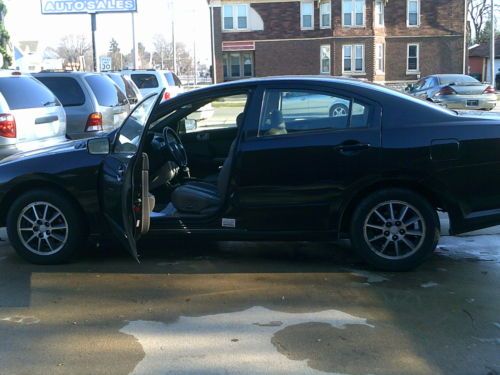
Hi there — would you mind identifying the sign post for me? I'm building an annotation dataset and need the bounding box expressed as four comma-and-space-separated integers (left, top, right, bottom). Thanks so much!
40, 0, 138, 71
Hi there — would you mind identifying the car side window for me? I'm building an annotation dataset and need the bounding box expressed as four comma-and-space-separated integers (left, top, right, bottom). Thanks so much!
178, 94, 248, 134
258, 89, 370, 137
114, 96, 157, 154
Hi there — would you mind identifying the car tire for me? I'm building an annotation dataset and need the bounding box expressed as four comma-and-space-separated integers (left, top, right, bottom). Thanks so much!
329, 103, 349, 118
350, 189, 439, 271
6, 189, 86, 265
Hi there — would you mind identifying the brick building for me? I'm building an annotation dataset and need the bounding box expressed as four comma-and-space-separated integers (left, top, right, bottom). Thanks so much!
208, 0, 467, 84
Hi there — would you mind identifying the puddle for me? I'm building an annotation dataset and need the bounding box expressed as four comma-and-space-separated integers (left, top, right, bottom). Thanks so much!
120, 306, 373, 375
437, 235, 500, 264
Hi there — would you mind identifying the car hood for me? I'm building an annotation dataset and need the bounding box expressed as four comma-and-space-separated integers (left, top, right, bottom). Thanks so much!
0, 139, 87, 165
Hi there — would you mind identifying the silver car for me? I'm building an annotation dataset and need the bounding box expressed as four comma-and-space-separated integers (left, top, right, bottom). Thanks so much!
406, 74, 497, 111
0, 72, 66, 159
122, 69, 184, 100
33, 72, 130, 139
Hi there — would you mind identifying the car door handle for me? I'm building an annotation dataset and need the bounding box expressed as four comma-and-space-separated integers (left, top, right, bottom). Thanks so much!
334, 143, 371, 154
35, 115, 58, 124
116, 166, 125, 181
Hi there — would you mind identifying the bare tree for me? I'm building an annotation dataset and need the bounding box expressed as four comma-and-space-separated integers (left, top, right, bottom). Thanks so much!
57, 34, 91, 71
467, 0, 499, 45
152, 34, 172, 70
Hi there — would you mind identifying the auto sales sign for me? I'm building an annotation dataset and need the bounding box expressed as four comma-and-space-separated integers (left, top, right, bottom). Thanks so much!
40, 0, 137, 14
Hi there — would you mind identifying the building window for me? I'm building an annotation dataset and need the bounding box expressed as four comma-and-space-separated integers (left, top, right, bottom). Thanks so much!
407, 44, 419, 73
376, 43, 385, 73
301, 1, 314, 30
223, 52, 254, 79
407, 0, 420, 27
343, 0, 365, 27
375, 0, 384, 27
343, 44, 364, 73
223, 4, 248, 31
320, 45, 331, 74
320, 2, 331, 28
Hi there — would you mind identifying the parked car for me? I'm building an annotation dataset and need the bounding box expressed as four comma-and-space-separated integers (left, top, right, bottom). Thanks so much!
33, 72, 130, 139
0, 71, 67, 159
106, 72, 142, 107
122, 69, 184, 100
2, 77, 500, 271
406, 74, 497, 111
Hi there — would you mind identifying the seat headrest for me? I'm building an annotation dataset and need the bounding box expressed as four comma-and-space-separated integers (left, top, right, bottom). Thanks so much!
270, 110, 284, 127
236, 113, 245, 128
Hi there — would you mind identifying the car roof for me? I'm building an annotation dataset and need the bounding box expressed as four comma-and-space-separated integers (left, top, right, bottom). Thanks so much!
32, 71, 100, 78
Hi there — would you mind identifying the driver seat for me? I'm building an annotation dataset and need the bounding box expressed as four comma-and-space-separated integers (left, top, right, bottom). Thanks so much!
170, 113, 244, 214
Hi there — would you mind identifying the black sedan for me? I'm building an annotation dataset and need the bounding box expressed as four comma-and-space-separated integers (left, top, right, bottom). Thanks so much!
1, 77, 499, 271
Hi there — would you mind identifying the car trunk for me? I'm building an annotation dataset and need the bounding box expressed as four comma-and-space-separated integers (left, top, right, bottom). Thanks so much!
449, 83, 488, 95
99, 104, 130, 132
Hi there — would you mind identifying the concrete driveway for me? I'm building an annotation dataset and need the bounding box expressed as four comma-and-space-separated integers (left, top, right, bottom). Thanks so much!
0, 225, 498, 375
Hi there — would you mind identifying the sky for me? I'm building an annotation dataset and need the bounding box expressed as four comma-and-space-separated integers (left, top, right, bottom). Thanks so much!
4, 0, 212, 65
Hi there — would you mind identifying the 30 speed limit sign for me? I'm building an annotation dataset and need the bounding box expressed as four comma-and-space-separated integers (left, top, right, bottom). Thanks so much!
99, 56, 112, 72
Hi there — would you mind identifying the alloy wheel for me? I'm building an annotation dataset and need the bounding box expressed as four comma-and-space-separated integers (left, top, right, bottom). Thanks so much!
17, 202, 69, 256
363, 200, 426, 260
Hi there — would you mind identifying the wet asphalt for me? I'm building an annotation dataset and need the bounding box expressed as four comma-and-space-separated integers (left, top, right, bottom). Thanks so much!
0, 226, 498, 375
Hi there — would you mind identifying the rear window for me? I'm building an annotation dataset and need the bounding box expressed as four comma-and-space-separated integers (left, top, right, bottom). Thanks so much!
35, 76, 85, 107
439, 75, 480, 85
85, 75, 128, 107
131, 74, 159, 89
0, 76, 61, 110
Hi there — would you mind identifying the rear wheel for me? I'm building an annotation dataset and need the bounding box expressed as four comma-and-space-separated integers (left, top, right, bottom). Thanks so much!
7, 189, 86, 264
350, 189, 439, 271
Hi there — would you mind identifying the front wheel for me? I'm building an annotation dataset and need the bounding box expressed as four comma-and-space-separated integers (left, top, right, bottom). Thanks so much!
350, 189, 439, 271
7, 189, 86, 265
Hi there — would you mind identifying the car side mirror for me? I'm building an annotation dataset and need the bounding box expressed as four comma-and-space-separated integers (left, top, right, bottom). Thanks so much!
88, 138, 110, 155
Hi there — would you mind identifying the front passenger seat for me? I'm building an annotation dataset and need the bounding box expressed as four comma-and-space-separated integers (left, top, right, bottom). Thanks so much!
170, 113, 244, 214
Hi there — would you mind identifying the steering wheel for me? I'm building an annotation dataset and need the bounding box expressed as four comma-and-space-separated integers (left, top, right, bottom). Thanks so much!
163, 127, 188, 168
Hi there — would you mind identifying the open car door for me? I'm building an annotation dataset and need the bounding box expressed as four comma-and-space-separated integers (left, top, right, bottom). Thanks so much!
100, 94, 161, 262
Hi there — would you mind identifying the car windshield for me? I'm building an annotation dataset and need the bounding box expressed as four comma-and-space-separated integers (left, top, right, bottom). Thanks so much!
439, 75, 480, 85
114, 95, 158, 154
0, 76, 61, 110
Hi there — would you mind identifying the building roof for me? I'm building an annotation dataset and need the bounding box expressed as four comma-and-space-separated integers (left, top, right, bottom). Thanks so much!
469, 37, 500, 58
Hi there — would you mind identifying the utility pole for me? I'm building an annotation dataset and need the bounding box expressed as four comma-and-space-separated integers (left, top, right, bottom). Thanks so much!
490, 0, 496, 86
193, 39, 197, 85
91, 13, 97, 72
170, 0, 177, 74
131, 12, 137, 69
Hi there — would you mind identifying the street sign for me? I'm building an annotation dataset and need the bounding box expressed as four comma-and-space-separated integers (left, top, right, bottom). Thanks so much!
99, 56, 112, 72
40, 0, 137, 15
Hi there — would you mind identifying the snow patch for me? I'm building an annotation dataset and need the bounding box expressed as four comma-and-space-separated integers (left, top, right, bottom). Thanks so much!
420, 282, 439, 288
350, 270, 388, 283
120, 306, 374, 375
437, 235, 500, 264
0, 316, 40, 325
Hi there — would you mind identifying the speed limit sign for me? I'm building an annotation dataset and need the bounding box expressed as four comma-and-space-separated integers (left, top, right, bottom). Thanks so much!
99, 56, 112, 72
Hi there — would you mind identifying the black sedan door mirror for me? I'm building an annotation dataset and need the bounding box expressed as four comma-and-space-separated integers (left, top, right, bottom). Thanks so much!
88, 138, 110, 155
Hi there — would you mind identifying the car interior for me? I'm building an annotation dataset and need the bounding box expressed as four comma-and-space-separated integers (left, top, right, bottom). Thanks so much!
140, 93, 248, 219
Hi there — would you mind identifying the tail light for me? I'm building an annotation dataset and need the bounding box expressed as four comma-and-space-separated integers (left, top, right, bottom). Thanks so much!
85, 112, 103, 132
435, 86, 457, 96
483, 86, 496, 94
0, 114, 16, 138
163, 91, 172, 101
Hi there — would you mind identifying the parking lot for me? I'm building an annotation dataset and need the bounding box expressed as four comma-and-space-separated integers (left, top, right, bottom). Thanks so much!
0, 219, 499, 375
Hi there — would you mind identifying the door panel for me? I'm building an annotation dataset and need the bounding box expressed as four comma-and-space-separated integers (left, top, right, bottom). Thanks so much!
233, 86, 381, 232
100, 94, 159, 261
